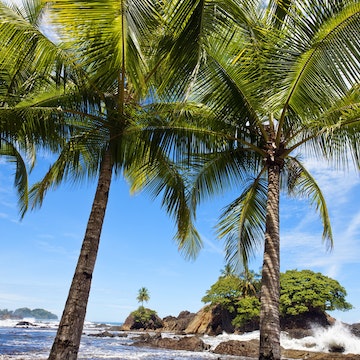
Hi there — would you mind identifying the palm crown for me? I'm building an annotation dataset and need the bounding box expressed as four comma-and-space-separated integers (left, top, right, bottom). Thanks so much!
162, 0, 360, 358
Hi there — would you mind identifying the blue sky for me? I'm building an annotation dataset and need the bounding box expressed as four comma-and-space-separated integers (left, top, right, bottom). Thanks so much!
1, 155, 360, 324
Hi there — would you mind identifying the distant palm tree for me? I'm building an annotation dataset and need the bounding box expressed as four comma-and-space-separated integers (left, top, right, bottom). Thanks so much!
239, 269, 260, 297
220, 264, 236, 278
137, 287, 150, 307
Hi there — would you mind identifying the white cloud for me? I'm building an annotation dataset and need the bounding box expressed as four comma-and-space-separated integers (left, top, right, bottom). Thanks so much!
304, 158, 360, 204
201, 234, 224, 255
281, 209, 360, 279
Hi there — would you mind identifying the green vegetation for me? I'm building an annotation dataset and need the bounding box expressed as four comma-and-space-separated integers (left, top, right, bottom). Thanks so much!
202, 269, 352, 329
131, 288, 161, 329
137, 287, 150, 307
0, 307, 58, 320
130, 307, 162, 329
280, 270, 353, 316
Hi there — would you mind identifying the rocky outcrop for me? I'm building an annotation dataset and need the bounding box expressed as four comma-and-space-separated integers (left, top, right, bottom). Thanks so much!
132, 332, 210, 352
213, 339, 259, 358
121, 306, 340, 336
89, 331, 116, 338
213, 339, 360, 359
132, 333, 360, 359
15, 321, 37, 328
281, 310, 336, 331
162, 311, 195, 333
121, 310, 163, 331
183, 306, 336, 336
184, 304, 234, 335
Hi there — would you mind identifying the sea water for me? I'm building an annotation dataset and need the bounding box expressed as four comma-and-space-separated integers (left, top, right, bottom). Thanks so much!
0, 319, 360, 359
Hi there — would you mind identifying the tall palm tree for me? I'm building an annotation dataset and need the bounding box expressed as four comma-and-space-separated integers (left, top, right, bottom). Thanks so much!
163, 0, 360, 359
0, 1, 202, 359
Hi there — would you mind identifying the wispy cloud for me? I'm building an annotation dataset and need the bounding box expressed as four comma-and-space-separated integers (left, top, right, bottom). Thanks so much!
304, 158, 360, 204
201, 233, 224, 255
281, 209, 360, 279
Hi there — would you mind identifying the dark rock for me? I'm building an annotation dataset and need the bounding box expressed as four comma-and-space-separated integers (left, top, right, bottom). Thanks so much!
15, 321, 36, 327
116, 332, 128, 337
133, 332, 152, 342
213, 339, 259, 357
281, 310, 335, 331
162, 311, 196, 332
329, 344, 346, 353
351, 323, 360, 338
89, 331, 115, 337
133, 334, 210, 352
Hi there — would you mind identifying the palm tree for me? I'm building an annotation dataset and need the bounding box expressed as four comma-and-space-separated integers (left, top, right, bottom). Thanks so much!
0, 0, 67, 215
137, 287, 150, 307
239, 269, 260, 298
0, 1, 202, 359
163, 1, 360, 359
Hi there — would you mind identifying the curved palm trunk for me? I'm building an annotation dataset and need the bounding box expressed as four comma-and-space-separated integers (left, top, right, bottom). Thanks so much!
48, 149, 113, 360
259, 164, 281, 360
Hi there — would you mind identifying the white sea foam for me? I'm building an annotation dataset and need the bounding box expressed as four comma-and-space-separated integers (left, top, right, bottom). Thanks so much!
202, 330, 260, 350
0, 318, 59, 329
281, 321, 360, 354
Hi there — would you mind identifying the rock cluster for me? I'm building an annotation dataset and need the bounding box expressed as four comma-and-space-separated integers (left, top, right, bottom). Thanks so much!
114, 306, 360, 359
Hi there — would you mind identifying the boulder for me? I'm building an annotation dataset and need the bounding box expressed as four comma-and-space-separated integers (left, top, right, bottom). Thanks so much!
121, 309, 163, 331
185, 304, 234, 335
214, 340, 360, 359
162, 311, 195, 332
89, 331, 115, 338
132, 334, 210, 352
213, 339, 259, 357
351, 323, 360, 338
15, 321, 36, 327
280, 310, 335, 331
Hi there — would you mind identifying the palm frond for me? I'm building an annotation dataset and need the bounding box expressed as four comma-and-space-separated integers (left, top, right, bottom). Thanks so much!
273, 1, 360, 127
285, 156, 333, 248
46, 0, 163, 97
158, 0, 254, 98
216, 174, 267, 271
287, 85, 360, 170
124, 147, 202, 260
191, 147, 263, 211
0, 140, 32, 217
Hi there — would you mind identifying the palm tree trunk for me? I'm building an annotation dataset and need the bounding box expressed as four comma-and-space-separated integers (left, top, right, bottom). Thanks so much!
259, 163, 281, 360
48, 149, 113, 360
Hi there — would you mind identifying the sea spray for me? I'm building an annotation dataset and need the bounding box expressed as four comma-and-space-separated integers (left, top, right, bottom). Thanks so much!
281, 321, 360, 354
312, 321, 360, 354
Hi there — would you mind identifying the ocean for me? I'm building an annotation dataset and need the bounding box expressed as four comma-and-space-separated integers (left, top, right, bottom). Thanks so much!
0, 319, 360, 359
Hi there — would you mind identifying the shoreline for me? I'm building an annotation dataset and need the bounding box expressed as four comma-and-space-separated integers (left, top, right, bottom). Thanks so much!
1, 319, 360, 359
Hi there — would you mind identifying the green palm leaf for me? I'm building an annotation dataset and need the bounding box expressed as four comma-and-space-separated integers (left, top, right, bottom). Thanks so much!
285, 156, 333, 247
217, 174, 267, 270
